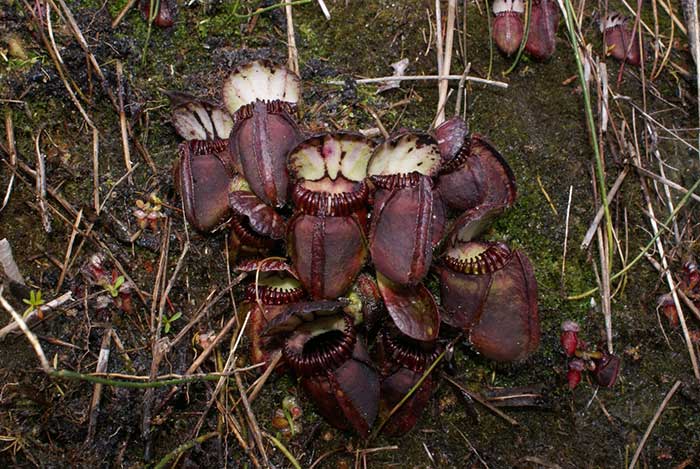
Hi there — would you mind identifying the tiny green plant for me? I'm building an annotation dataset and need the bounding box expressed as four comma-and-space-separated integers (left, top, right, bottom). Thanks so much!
22, 290, 45, 317
162, 312, 182, 334
102, 276, 125, 298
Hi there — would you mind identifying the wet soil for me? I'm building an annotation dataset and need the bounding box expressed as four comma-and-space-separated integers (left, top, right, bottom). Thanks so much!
1, 0, 700, 468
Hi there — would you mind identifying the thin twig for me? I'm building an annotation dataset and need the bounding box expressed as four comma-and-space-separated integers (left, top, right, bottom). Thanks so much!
436, 0, 457, 126
327, 74, 508, 88
55, 209, 83, 294
235, 371, 270, 466
628, 380, 682, 469
561, 186, 573, 286
111, 0, 138, 28
371, 350, 446, 438
99, 163, 140, 213
92, 128, 100, 213
33, 129, 51, 232
285, 1, 300, 75
316, 0, 330, 19
581, 168, 629, 249
248, 350, 283, 402
116, 61, 133, 184
435, 0, 444, 117
1, 112, 17, 212
442, 373, 519, 426
86, 327, 112, 442
633, 164, 700, 203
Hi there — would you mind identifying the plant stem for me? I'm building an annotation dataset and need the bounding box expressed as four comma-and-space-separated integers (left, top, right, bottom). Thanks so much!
153, 432, 219, 469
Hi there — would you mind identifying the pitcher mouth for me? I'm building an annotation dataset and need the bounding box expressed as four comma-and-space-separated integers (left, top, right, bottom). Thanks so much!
381, 332, 439, 373
283, 314, 356, 376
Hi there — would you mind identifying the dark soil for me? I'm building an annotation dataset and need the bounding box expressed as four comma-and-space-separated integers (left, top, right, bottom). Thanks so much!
1, 0, 699, 468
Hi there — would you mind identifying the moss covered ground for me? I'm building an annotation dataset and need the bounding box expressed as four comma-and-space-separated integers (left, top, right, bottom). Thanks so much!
1, 0, 699, 467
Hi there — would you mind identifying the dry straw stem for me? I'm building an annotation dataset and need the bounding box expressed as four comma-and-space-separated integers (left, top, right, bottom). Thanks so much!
581, 168, 629, 250
286, 1, 300, 75
435, 0, 444, 105
234, 370, 270, 467
316, 0, 330, 19
631, 114, 700, 380
328, 74, 508, 89
111, 0, 138, 28
436, 0, 457, 126
628, 380, 682, 469
116, 61, 133, 184
442, 373, 519, 426
33, 130, 51, 233
0, 291, 73, 340
55, 209, 83, 294
561, 186, 573, 287
86, 328, 112, 442
595, 225, 614, 354
1, 112, 17, 212
680, 0, 700, 155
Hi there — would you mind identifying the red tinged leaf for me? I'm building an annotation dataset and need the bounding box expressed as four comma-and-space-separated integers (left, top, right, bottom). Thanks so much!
593, 351, 621, 387
440, 242, 539, 362
376, 332, 439, 435
433, 116, 469, 163
370, 176, 434, 285
228, 188, 286, 241
601, 13, 642, 66
560, 320, 580, 357
437, 134, 516, 212
288, 213, 367, 300
469, 251, 539, 362
282, 315, 379, 435
567, 359, 584, 389
446, 203, 507, 246
246, 302, 288, 369
229, 101, 301, 208
492, 0, 525, 56
525, 0, 560, 60
376, 273, 439, 341
176, 141, 234, 233
431, 189, 447, 248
